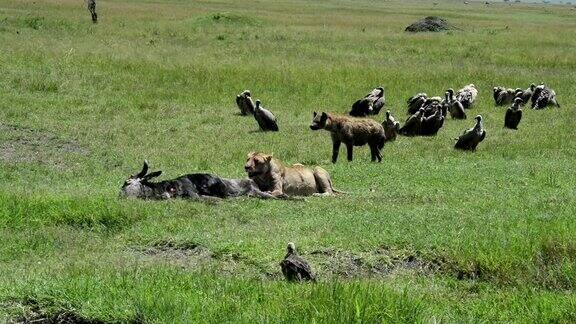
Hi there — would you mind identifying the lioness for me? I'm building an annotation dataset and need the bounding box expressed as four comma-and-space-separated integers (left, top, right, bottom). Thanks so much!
244, 152, 342, 197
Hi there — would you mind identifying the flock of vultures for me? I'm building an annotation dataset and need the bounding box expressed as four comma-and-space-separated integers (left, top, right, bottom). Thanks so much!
120, 83, 560, 281
79, 1, 562, 282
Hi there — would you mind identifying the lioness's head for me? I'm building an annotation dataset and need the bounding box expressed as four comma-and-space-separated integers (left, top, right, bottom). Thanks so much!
245, 152, 273, 177
310, 112, 328, 130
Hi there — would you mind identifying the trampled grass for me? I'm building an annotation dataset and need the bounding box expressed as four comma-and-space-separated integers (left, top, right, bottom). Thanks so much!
0, 0, 575, 322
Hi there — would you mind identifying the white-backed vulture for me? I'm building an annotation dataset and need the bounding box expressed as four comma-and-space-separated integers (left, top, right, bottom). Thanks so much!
454, 115, 486, 151
280, 242, 316, 282
456, 84, 478, 109
254, 100, 279, 131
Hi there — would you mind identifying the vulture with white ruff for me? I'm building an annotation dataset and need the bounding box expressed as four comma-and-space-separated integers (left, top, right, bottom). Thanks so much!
454, 115, 486, 151
280, 242, 316, 282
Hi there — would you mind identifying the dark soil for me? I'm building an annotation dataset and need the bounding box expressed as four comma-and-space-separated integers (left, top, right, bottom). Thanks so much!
405, 16, 459, 32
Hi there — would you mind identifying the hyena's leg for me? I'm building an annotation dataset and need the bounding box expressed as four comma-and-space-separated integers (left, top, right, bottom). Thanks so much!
332, 140, 341, 164
345, 142, 353, 161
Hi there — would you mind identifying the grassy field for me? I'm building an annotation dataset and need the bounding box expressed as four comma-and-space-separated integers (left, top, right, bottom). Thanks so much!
1, 0, 576, 322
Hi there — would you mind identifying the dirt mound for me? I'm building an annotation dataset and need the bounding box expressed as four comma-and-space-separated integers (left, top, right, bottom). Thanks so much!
308, 247, 445, 279
405, 16, 459, 32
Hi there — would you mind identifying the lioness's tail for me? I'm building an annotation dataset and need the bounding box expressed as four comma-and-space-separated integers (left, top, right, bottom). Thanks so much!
332, 187, 347, 195
328, 177, 347, 195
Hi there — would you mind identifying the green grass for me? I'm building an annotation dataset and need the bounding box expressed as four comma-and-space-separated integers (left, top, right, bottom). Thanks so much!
1, 0, 576, 322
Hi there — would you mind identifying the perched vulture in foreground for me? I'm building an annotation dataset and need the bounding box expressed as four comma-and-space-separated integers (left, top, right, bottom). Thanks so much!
504, 98, 523, 130
407, 92, 428, 115
399, 107, 424, 136
280, 242, 316, 282
455, 115, 486, 151
236, 90, 255, 115
254, 100, 279, 131
382, 110, 400, 142
456, 84, 478, 109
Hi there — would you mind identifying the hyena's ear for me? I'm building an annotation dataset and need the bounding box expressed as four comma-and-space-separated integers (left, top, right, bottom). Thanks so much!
247, 151, 255, 158
321, 112, 328, 121
313, 111, 317, 117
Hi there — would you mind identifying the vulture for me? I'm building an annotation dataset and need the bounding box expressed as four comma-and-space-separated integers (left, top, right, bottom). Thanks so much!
420, 104, 444, 136
399, 107, 424, 136
493, 87, 516, 106
445, 90, 466, 119
514, 83, 535, 104
532, 84, 560, 109
350, 98, 373, 117
236, 90, 255, 115
350, 87, 385, 117
366, 87, 385, 115
407, 93, 428, 115
254, 100, 279, 131
454, 115, 486, 151
280, 242, 316, 282
504, 98, 523, 130
422, 96, 442, 117
456, 84, 478, 109
382, 110, 400, 142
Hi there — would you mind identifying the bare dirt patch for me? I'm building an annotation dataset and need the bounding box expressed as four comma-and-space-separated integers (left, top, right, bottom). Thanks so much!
0, 123, 88, 167
132, 241, 485, 281
306, 246, 446, 279
132, 240, 277, 279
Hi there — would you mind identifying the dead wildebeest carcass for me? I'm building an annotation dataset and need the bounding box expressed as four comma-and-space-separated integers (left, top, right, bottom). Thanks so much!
119, 160, 284, 200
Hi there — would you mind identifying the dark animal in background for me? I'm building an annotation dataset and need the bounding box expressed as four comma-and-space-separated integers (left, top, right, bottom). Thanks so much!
456, 84, 478, 109
493, 86, 516, 106
86, 0, 97, 23
505, 98, 523, 130
236, 90, 255, 115
254, 100, 279, 131
531, 84, 560, 109
514, 83, 535, 104
382, 110, 400, 142
407, 93, 428, 115
420, 105, 445, 136
119, 161, 280, 200
444, 89, 466, 119
350, 87, 385, 117
310, 112, 386, 163
454, 115, 486, 151
280, 242, 315, 282
399, 107, 424, 136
